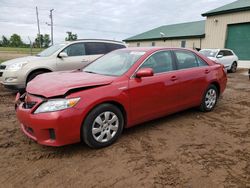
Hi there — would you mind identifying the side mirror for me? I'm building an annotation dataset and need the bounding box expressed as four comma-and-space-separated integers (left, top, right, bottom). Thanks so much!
58, 52, 68, 58
217, 54, 223, 58
136, 68, 154, 78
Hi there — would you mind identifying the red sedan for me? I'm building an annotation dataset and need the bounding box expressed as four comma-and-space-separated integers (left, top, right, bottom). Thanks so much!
16, 47, 227, 148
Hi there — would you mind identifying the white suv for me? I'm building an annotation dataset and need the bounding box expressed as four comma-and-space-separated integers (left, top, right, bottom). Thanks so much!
200, 49, 238, 73
0, 39, 126, 90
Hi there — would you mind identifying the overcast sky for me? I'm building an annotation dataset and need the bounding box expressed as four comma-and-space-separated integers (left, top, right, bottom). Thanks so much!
0, 0, 235, 43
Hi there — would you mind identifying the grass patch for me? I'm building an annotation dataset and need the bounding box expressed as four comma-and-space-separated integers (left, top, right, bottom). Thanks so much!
0, 47, 43, 54
0, 58, 10, 63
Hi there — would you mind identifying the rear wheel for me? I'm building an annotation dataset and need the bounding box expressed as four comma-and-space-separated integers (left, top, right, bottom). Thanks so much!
200, 85, 218, 112
82, 103, 124, 148
230, 62, 237, 73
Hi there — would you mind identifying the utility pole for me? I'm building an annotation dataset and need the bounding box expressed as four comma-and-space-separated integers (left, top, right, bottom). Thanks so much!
28, 37, 33, 55
36, 6, 42, 48
49, 9, 54, 45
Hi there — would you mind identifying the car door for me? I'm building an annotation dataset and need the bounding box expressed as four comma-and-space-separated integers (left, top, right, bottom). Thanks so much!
217, 50, 230, 68
225, 50, 235, 67
173, 50, 210, 108
128, 50, 180, 125
56, 42, 89, 71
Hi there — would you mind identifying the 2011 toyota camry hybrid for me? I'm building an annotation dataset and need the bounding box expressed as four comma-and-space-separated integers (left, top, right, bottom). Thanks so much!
15, 47, 227, 148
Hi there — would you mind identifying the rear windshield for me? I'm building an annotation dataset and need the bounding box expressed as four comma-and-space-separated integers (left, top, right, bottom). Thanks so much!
200, 50, 218, 57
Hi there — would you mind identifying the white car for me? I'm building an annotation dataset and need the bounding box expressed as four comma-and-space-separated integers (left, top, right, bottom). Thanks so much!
199, 49, 238, 73
0, 39, 126, 90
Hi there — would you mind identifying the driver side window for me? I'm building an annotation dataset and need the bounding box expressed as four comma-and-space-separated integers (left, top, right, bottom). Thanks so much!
140, 51, 174, 74
62, 43, 86, 57
218, 51, 224, 56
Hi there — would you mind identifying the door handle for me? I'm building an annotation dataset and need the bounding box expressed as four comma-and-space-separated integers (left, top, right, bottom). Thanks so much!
205, 69, 210, 74
170, 76, 178, 81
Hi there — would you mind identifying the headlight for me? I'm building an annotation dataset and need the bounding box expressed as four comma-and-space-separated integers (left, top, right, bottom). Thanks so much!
6, 62, 28, 71
34, 97, 80, 114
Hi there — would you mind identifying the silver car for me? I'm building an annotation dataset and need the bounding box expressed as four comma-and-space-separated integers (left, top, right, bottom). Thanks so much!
199, 49, 238, 73
0, 39, 126, 90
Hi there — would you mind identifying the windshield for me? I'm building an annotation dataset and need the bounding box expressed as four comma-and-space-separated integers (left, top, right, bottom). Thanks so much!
200, 50, 218, 57
84, 50, 146, 76
37, 43, 66, 57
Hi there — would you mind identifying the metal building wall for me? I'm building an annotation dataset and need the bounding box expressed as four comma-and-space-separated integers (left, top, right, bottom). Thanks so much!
127, 38, 204, 49
203, 11, 250, 49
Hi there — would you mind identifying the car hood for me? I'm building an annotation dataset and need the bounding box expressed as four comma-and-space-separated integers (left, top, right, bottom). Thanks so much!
1, 56, 47, 66
207, 57, 219, 63
26, 71, 116, 98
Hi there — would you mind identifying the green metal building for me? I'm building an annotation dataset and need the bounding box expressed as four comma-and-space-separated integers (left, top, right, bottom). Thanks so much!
124, 0, 250, 60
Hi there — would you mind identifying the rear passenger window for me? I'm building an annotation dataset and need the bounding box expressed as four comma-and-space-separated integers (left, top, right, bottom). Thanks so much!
85, 42, 107, 55
225, 50, 233, 56
197, 57, 208, 67
175, 51, 199, 69
140, 51, 174, 73
62, 43, 86, 56
106, 43, 125, 53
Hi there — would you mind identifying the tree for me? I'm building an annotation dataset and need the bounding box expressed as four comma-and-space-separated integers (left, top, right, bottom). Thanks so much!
34, 34, 44, 48
1, 35, 10, 47
9, 34, 23, 47
65, 31, 77, 41
43, 34, 51, 47
34, 34, 51, 48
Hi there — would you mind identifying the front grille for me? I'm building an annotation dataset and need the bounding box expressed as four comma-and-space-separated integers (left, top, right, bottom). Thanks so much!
0, 65, 6, 70
23, 102, 37, 109
0, 72, 2, 77
49, 129, 56, 140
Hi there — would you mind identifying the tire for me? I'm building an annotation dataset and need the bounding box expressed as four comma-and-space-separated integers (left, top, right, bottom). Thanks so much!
27, 71, 46, 84
82, 103, 124, 148
230, 62, 237, 73
199, 85, 218, 112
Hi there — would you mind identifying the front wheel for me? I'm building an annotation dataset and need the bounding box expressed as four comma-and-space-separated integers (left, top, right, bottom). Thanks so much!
27, 71, 47, 84
200, 85, 218, 112
230, 62, 237, 73
82, 103, 124, 148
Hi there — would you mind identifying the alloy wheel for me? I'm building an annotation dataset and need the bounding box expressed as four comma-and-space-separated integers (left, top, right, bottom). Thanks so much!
92, 111, 119, 143
205, 89, 217, 109
231, 62, 237, 73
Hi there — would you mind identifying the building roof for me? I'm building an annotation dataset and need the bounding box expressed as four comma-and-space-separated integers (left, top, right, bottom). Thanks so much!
123, 20, 205, 42
202, 0, 250, 17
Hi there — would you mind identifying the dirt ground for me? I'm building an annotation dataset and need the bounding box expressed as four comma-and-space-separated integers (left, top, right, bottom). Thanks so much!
0, 69, 249, 188
0, 52, 29, 62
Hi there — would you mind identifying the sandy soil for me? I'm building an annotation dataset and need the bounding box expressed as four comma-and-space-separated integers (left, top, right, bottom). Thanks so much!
0, 70, 249, 187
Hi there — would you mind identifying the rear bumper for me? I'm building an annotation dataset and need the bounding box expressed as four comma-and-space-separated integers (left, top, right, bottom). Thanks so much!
16, 102, 84, 146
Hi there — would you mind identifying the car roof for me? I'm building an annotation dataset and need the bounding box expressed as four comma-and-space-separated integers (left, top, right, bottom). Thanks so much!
201, 48, 233, 51
65, 39, 125, 45
119, 47, 197, 53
